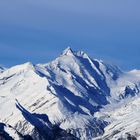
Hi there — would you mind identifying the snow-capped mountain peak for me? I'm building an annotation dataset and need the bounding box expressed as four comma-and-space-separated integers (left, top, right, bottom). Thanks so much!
61, 46, 74, 56
0, 48, 140, 140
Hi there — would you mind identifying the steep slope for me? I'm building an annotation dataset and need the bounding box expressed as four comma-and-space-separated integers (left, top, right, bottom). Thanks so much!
0, 48, 140, 140
0, 62, 79, 140
0, 122, 33, 140
95, 70, 140, 140
95, 96, 140, 140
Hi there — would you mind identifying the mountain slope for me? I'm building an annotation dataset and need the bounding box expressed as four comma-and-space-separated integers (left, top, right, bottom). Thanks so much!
0, 48, 140, 140
95, 96, 140, 140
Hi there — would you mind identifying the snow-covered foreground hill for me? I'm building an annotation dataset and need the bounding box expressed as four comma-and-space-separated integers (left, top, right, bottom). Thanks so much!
0, 47, 140, 140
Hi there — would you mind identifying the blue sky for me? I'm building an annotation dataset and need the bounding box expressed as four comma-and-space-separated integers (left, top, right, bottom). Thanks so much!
0, 0, 140, 70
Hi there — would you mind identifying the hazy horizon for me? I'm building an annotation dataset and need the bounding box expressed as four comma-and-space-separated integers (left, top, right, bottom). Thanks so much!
0, 0, 140, 70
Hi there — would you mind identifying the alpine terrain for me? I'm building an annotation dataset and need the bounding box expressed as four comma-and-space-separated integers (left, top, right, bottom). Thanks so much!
0, 47, 140, 140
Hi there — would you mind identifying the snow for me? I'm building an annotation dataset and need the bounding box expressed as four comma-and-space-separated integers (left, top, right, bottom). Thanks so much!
95, 96, 140, 139
0, 48, 140, 140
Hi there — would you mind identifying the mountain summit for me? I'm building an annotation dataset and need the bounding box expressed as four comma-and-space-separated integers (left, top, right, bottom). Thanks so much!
0, 48, 140, 140
62, 47, 74, 56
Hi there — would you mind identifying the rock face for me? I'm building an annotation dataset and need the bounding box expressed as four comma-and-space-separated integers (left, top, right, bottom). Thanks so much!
0, 48, 140, 140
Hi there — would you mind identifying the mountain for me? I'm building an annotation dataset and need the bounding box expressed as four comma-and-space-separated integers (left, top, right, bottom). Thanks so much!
0, 47, 140, 140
